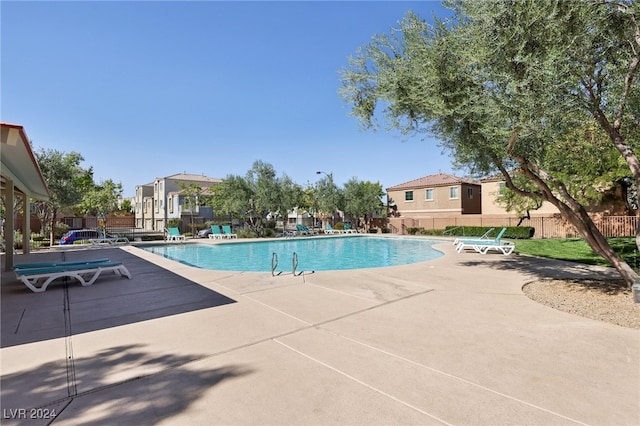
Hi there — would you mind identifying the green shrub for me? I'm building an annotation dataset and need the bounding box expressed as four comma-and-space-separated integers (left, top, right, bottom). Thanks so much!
369, 228, 378, 233
419, 228, 446, 236
381, 227, 391, 233
237, 229, 258, 238
54, 222, 69, 239
334, 222, 345, 230
406, 227, 423, 235
263, 228, 276, 238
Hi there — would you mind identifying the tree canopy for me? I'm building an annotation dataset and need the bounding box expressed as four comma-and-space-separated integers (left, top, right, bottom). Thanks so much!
33, 149, 92, 244
343, 178, 385, 230
212, 161, 304, 236
340, 0, 640, 285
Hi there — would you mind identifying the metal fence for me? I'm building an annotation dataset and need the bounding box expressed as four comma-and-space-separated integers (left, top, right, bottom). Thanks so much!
389, 215, 639, 239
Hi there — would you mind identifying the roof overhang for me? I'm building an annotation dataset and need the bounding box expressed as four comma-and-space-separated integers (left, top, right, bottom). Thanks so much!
1, 123, 50, 201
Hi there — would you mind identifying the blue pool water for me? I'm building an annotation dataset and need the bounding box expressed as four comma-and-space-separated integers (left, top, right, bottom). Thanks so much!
139, 236, 443, 272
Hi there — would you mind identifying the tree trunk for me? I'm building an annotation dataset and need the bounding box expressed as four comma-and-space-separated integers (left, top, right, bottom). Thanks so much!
509, 163, 639, 288
49, 209, 57, 246
551, 191, 638, 288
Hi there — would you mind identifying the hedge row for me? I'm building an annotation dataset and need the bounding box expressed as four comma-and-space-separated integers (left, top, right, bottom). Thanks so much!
443, 225, 534, 239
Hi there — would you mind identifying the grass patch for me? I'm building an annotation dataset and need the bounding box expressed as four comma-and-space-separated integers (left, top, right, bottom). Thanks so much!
515, 237, 640, 268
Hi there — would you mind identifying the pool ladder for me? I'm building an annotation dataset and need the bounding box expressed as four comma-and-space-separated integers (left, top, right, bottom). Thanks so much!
271, 252, 314, 277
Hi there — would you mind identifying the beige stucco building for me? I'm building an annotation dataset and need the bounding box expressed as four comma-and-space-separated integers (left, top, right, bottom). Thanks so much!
387, 173, 482, 219
134, 173, 222, 231
480, 176, 560, 217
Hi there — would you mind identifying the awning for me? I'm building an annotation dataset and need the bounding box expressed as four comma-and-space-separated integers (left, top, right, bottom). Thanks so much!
1, 122, 50, 270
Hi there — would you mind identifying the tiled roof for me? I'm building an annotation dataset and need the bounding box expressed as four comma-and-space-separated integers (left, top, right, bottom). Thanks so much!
387, 173, 480, 191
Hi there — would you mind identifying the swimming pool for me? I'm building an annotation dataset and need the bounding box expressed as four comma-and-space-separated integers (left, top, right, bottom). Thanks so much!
139, 236, 443, 272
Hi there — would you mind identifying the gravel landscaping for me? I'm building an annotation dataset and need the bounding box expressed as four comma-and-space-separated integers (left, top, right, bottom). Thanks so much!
523, 279, 640, 329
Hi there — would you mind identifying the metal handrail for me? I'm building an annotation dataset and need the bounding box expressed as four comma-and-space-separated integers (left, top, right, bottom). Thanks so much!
292, 252, 298, 276
271, 252, 280, 276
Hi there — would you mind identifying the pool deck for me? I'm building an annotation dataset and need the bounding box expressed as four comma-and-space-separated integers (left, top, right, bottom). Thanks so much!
1, 237, 638, 425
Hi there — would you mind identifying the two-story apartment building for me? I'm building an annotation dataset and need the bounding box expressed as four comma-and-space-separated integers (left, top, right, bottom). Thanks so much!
134, 173, 222, 231
387, 173, 482, 219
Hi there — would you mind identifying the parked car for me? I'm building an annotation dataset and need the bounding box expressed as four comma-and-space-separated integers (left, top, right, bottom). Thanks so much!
60, 229, 101, 245
197, 228, 212, 238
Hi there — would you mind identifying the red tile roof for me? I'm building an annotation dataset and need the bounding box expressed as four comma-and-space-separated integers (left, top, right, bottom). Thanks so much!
387, 173, 480, 191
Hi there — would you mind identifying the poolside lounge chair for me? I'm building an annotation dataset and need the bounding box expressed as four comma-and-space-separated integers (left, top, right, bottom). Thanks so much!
208, 225, 224, 239
325, 224, 344, 234
222, 225, 237, 239
13, 258, 111, 270
296, 224, 318, 236
303, 225, 318, 235
165, 227, 186, 241
456, 228, 513, 255
296, 224, 307, 235
473, 240, 515, 255
343, 223, 358, 234
90, 232, 130, 246
452, 228, 494, 246
14, 260, 132, 293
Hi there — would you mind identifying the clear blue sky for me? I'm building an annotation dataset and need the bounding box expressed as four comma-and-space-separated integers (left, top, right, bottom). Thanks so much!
2, 1, 457, 198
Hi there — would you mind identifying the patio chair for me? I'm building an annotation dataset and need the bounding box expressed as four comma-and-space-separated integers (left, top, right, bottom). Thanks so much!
165, 227, 186, 241
222, 225, 237, 239
325, 224, 344, 234
343, 223, 358, 234
14, 260, 132, 293
13, 258, 111, 270
456, 227, 511, 254
90, 233, 130, 246
453, 228, 495, 246
302, 225, 318, 235
208, 225, 225, 239
296, 224, 308, 235
472, 240, 515, 255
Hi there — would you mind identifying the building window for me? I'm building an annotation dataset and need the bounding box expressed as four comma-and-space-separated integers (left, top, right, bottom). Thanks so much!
449, 186, 459, 199
425, 189, 434, 201
168, 196, 173, 213
467, 188, 473, 199
405, 191, 414, 201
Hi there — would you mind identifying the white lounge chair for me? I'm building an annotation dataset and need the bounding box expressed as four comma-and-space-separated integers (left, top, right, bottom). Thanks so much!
14, 260, 132, 293
343, 224, 358, 234
456, 228, 510, 254
472, 241, 515, 255
90, 234, 130, 246
165, 227, 186, 241
452, 228, 494, 246
13, 258, 111, 270
222, 225, 237, 239
208, 225, 225, 239
325, 224, 345, 234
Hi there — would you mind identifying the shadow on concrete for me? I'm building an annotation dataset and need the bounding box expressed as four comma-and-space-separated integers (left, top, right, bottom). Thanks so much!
0, 343, 252, 425
457, 252, 620, 282
1, 249, 236, 348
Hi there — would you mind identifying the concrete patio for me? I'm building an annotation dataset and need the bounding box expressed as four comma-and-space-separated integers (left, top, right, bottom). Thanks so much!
1, 239, 638, 425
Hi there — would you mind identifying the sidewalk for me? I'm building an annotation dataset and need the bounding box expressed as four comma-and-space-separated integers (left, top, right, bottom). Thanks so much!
1, 241, 638, 425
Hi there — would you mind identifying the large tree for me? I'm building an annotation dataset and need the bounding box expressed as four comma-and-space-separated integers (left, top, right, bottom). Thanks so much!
315, 173, 344, 225
74, 179, 123, 217
343, 178, 385, 231
340, 0, 640, 286
33, 149, 92, 245
212, 161, 304, 236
